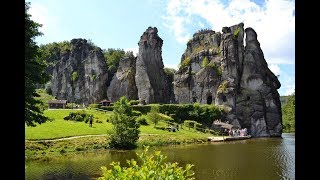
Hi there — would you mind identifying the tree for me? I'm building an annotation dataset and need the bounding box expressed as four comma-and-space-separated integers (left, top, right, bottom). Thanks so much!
109, 96, 140, 149
147, 105, 161, 127
98, 146, 195, 180
282, 91, 295, 133
25, 2, 50, 126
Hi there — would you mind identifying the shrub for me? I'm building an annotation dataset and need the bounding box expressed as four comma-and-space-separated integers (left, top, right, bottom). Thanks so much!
97, 146, 195, 179
71, 71, 78, 81
132, 105, 152, 114
75, 114, 83, 121
201, 57, 209, 68
96, 119, 103, 123
109, 96, 140, 149
132, 110, 142, 116
136, 116, 148, 125
147, 105, 161, 127
129, 100, 139, 105
99, 106, 114, 111
180, 56, 191, 69
233, 27, 241, 38
88, 104, 100, 109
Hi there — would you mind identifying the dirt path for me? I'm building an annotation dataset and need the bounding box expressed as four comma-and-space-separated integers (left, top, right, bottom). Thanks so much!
25, 133, 158, 142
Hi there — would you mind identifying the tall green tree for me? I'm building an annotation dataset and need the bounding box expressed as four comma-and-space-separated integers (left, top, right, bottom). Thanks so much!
109, 96, 140, 149
282, 91, 295, 133
25, 2, 50, 126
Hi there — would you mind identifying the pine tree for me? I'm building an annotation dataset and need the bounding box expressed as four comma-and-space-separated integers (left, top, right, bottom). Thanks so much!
25, 2, 50, 126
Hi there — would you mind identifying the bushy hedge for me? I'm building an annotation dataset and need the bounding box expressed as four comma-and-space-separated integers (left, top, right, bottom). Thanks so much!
136, 115, 148, 125
99, 106, 114, 111
88, 104, 101, 109
67, 111, 93, 122
132, 110, 142, 116
129, 100, 140, 105
132, 103, 222, 126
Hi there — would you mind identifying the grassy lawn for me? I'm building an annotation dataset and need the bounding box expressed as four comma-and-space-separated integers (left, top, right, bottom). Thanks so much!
25, 109, 217, 160
26, 109, 213, 140
25, 109, 113, 140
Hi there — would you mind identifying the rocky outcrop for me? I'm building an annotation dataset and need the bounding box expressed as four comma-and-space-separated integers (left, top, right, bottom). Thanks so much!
135, 27, 170, 104
173, 23, 282, 137
50, 38, 108, 105
107, 55, 138, 101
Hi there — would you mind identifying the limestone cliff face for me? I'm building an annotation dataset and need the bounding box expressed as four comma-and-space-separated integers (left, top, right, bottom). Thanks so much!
135, 27, 170, 104
173, 23, 282, 137
50, 38, 108, 105
107, 56, 138, 102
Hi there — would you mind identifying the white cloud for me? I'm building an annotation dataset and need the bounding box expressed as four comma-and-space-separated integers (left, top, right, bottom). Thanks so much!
29, 2, 57, 35
268, 64, 280, 76
163, 0, 295, 65
124, 47, 139, 56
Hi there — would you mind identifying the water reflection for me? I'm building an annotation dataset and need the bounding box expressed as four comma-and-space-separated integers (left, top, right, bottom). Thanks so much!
26, 133, 295, 180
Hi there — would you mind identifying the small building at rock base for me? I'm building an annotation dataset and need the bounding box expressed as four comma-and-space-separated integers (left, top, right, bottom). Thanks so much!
48, 100, 68, 109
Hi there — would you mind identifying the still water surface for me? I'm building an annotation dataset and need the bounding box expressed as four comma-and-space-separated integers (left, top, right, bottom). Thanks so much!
26, 133, 295, 180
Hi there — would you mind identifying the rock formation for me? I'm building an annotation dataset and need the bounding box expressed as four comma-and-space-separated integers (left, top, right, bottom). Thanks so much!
49, 38, 108, 105
107, 55, 138, 102
135, 27, 170, 104
173, 23, 282, 137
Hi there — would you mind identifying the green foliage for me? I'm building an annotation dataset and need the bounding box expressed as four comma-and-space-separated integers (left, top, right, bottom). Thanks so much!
180, 57, 191, 69
25, 2, 51, 127
129, 100, 140, 105
164, 67, 177, 83
207, 61, 215, 68
132, 104, 222, 125
92, 74, 96, 81
34, 89, 56, 110
39, 40, 71, 62
71, 71, 78, 81
68, 111, 92, 122
109, 96, 140, 149
217, 66, 222, 77
233, 27, 241, 38
218, 80, 228, 93
99, 106, 114, 111
88, 104, 101, 109
98, 146, 195, 180
147, 105, 161, 127
132, 110, 142, 117
201, 57, 209, 68
282, 92, 295, 133
136, 115, 149, 125
103, 48, 126, 76
132, 105, 152, 114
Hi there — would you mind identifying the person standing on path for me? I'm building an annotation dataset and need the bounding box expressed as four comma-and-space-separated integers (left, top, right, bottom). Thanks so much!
89, 115, 93, 127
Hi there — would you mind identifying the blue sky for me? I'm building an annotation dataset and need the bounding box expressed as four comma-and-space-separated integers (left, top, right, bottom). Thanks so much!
28, 0, 295, 96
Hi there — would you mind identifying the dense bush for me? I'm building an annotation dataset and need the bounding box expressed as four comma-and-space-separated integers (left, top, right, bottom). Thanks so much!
132, 110, 142, 116
98, 146, 195, 179
132, 105, 152, 114
282, 92, 295, 133
67, 111, 92, 122
132, 103, 222, 126
129, 100, 139, 105
99, 106, 114, 111
136, 116, 148, 125
109, 96, 140, 149
147, 105, 161, 127
88, 104, 101, 109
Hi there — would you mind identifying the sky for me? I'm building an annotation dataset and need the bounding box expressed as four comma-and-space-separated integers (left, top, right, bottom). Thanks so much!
28, 0, 295, 96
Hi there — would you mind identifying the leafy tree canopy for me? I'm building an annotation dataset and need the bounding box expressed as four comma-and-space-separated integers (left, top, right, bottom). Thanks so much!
25, 2, 50, 126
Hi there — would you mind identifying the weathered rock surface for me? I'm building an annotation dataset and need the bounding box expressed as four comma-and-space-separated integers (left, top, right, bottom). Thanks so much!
135, 27, 170, 104
107, 55, 138, 102
173, 23, 282, 137
50, 38, 108, 105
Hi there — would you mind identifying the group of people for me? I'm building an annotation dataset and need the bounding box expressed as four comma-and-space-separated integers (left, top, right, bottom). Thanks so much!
228, 128, 248, 137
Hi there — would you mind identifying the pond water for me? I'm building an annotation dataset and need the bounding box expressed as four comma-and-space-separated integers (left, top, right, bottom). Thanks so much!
26, 133, 295, 180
